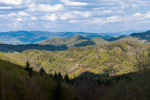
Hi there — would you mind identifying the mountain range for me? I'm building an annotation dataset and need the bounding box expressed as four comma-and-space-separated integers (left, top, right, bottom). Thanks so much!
0, 30, 150, 53
0, 29, 146, 44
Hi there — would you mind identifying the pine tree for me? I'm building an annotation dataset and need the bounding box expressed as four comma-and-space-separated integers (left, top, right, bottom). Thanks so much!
24, 60, 30, 71
54, 72, 58, 80
39, 67, 46, 75
58, 72, 63, 81
24, 60, 33, 78
53, 80, 63, 100
64, 73, 70, 83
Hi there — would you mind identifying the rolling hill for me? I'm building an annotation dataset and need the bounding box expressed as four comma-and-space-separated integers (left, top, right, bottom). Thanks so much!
38, 35, 96, 47
0, 31, 116, 44
0, 40, 147, 78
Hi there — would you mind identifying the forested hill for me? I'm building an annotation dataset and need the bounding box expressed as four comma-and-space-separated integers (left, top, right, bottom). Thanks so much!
38, 35, 109, 47
38, 35, 96, 47
0, 35, 108, 52
1, 40, 150, 100
130, 30, 150, 39
0, 40, 147, 77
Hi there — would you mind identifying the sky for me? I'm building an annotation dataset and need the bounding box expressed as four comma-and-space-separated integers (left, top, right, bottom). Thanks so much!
0, 0, 150, 33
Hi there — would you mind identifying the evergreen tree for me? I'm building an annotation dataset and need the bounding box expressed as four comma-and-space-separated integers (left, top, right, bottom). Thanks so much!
64, 73, 70, 83
54, 72, 58, 80
58, 72, 63, 81
24, 60, 33, 78
53, 80, 63, 100
98, 78, 102, 85
39, 67, 46, 75
28, 67, 33, 78
24, 60, 30, 71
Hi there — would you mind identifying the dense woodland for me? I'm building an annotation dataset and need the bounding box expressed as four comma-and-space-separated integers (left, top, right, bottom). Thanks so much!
0, 36, 150, 99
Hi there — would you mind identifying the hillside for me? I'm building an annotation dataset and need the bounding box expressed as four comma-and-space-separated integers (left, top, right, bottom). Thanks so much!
38, 35, 111, 47
38, 35, 96, 47
0, 40, 150, 100
106, 36, 144, 43
0, 59, 76, 100
0, 44, 68, 52
0, 31, 118, 44
0, 31, 48, 44
92, 37, 109, 44
0, 40, 147, 78
130, 30, 150, 42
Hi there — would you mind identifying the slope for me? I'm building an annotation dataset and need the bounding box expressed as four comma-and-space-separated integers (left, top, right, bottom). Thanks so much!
0, 40, 147, 78
38, 35, 96, 47
0, 59, 76, 100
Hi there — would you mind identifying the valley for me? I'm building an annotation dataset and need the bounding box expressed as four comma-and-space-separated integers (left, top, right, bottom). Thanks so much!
0, 30, 150, 100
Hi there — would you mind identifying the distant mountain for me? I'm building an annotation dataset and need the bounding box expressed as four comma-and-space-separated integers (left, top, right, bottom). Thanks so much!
0, 30, 148, 44
38, 35, 96, 47
114, 29, 147, 35
0, 35, 110, 52
92, 37, 109, 44
0, 44, 68, 53
0, 31, 117, 44
0, 31, 48, 44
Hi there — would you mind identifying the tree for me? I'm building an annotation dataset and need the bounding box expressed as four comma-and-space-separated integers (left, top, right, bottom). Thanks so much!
54, 72, 58, 80
39, 67, 46, 75
64, 73, 70, 83
52, 80, 63, 100
24, 60, 30, 71
58, 72, 63, 81
24, 60, 33, 78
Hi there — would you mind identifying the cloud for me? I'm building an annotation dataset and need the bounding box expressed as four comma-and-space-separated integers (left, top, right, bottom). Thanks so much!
41, 14, 58, 20
59, 12, 77, 20
18, 11, 29, 16
60, 0, 88, 6
38, 4, 63, 12
145, 12, 150, 18
103, 10, 112, 13
31, 17, 37, 20
0, 7, 12, 9
0, 0, 22, 5
0, 15, 6, 17
8, 13, 16, 17
59, 11, 92, 20
133, 12, 142, 17
17, 18, 22, 21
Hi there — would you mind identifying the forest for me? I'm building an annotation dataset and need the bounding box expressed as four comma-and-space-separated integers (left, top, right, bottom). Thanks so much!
0, 39, 150, 100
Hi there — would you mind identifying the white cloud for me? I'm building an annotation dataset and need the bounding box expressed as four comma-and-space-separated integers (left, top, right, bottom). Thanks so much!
18, 11, 29, 16
133, 12, 142, 17
8, 13, 16, 17
59, 12, 76, 20
59, 11, 92, 20
0, 7, 12, 9
107, 16, 121, 22
145, 12, 150, 18
103, 10, 112, 13
0, 15, 6, 17
31, 17, 37, 20
69, 20, 85, 23
60, 0, 88, 6
74, 11, 92, 17
17, 18, 22, 21
0, 0, 22, 5
41, 14, 58, 20
38, 4, 63, 12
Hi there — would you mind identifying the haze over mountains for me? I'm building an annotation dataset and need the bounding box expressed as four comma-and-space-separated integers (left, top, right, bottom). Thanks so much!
0, 29, 146, 44
0, 30, 150, 53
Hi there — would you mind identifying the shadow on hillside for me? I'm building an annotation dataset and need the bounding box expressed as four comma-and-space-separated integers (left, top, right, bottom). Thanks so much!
74, 41, 96, 47
0, 44, 68, 53
74, 71, 136, 82
105, 36, 126, 42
